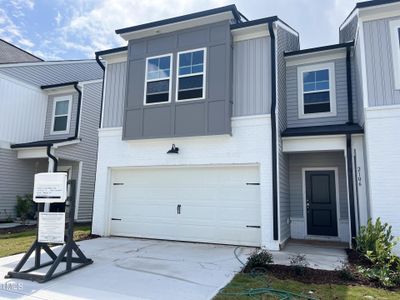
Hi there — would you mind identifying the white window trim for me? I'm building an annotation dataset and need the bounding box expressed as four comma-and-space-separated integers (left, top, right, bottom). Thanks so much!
176, 47, 207, 102
389, 19, 400, 90
143, 53, 173, 106
50, 95, 72, 135
297, 62, 337, 119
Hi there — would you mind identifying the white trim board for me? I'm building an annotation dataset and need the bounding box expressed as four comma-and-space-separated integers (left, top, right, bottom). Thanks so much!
50, 95, 73, 135
389, 19, 400, 90
297, 62, 337, 119
282, 135, 347, 153
286, 49, 346, 67
232, 24, 269, 42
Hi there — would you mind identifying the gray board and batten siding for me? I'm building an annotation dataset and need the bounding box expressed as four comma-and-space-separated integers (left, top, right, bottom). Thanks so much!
363, 17, 400, 106
286, 57, 358, 128
123, 21, 232, 139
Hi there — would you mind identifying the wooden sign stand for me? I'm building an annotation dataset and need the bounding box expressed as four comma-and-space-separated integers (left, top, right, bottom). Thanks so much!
5, 180, 93, 283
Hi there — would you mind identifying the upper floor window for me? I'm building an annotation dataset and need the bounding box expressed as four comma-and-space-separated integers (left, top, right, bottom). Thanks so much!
298, 62, 336, 119
389, 20, 400, 90
144, 54, 172, 105
177, 48, 206, 101
51, 95, 72, 135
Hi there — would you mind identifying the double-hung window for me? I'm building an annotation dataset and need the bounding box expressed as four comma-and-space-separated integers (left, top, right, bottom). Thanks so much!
298, 63, 336, 118
51, 95, 72, 134
389, 20, 400, 89
145, 54, 172, 104
177, 48, 206, 101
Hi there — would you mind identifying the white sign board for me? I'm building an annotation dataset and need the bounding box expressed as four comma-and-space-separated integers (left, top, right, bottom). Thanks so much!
38, 212, 65, 244
33, 173, 67, 203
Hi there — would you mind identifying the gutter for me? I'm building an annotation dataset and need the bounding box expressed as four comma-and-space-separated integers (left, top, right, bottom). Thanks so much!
95, 52, 106, 128
46, 145, 58, 172
268, 21, 279, 241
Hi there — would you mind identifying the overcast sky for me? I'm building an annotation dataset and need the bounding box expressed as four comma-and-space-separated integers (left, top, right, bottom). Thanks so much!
0, 0, 362, 60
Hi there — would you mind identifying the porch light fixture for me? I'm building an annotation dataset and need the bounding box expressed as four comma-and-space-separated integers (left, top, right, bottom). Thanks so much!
167, 144, 179, 154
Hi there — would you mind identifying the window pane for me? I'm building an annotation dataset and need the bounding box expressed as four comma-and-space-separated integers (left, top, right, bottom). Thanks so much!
147, 80, 169, 94
178, 89, 203, 100
148, 58, 159, 72
179, 75, 203, 90
179, 66, 191, 75
315, 81, 329, 90
55, 100, 69, 115
147, 56, 170, 80
303, 82, 315, 92
304, 91, 330, 104
303, 71, 315, 83
146, 93, 169, 103
192, 64, 203, 73
316, 69, 329, 81
304, 103, 331, 114
159, 57, 170, 70
179, 53, 191, 67
53, 116, 67, 131
192, 50, 204, 65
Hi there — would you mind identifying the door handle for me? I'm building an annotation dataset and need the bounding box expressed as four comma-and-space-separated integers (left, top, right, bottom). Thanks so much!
306, 200, 310, 209
177, 204, 181, 214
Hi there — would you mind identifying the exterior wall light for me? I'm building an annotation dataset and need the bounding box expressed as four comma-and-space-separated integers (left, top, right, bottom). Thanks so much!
167, 144, 179, 154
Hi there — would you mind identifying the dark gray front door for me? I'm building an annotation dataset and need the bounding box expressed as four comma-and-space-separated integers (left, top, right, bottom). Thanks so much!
306, 171, 338, 236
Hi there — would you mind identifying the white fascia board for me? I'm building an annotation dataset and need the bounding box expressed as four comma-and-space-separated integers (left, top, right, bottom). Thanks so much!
276, 20, 298, 37
286, 48, 346, 67
232, 24, 269, 42
44, 86, 76, 95
79, 79, 103, 86
282, 135, 347, 153
101, 51, 128, 64
119, 11, 234, 41
16, 147, 48, 159
359, 2, 400, 22
340, 9, 359, 32
0, 59, 97, 69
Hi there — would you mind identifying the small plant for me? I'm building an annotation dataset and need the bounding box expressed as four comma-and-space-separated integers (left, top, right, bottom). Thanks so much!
244, 250, 273, 273
15, 194, 35, 224
355, 218, 400, 287
337, 261, 355, 281
289, 254, 309, 275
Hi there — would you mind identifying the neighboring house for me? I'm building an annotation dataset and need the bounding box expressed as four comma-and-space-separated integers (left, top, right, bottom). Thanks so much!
0, 60, 103, 221
0, 39, 43, 64
92, 1, 400, 252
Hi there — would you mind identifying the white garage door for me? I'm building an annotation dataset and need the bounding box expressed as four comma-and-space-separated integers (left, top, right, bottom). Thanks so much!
110, 165, 261, 246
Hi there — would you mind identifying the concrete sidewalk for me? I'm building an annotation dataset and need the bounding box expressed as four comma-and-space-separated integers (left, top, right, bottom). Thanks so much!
0, 237, 254, 300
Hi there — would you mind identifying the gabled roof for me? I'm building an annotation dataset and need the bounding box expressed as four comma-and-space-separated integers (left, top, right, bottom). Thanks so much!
115, 5, 244, 36
0, 39, 43, 64
10, 138, 78, 149
284, 41, 354, 57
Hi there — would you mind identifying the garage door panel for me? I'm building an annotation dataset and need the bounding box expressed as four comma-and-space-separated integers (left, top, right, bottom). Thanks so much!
110, 166, 261, 246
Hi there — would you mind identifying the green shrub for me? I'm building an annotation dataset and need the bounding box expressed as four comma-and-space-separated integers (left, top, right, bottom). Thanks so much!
15, 194, 35, 224
355, 218, 400, 287
244, 250, 273, 273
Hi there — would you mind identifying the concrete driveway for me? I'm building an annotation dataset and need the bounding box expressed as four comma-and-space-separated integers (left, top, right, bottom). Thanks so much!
0, 237, 254, 300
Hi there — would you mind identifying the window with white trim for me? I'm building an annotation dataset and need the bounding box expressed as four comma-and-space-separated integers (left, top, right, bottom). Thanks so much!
298, 63, 336, 118
177, 48, 206, 101
145, 54, 172, 104
51, 95, 72, 134
389, 19, 400, 90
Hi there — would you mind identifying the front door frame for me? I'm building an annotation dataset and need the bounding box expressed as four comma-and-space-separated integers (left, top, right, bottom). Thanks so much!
302, 167, 340, 238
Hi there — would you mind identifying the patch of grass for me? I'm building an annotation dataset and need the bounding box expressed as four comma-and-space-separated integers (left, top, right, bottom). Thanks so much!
0, 224, 91, 258
215, 273, 400, 300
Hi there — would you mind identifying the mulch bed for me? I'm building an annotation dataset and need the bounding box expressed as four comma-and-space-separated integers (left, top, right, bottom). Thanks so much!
243, 249, 396, 289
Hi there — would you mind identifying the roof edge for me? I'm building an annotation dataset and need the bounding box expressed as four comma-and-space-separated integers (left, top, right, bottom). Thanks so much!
95, 46, 128, 57
284, 41, 354, 57
41, 81, 78, 90
0, 38, 44, 62
115, 4, 242, 35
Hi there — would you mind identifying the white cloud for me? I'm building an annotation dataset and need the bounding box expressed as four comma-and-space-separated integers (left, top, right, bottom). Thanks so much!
55, 11, 62, 26
18, 37, 34, 47
57, 0, 230, 58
